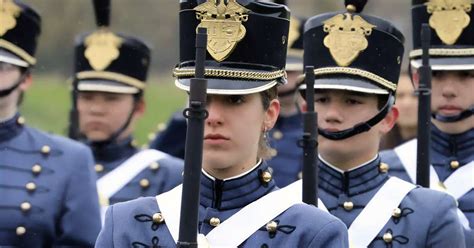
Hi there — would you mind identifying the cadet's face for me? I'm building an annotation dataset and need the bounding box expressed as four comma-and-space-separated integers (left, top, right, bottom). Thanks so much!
0, 62, 22, 89
431, 71, 474, 117
77, 92, 136, 142
0, 62, 31, 114
313, 90, 393, 167
395, 75, 418, 128
202, 93, 278, 179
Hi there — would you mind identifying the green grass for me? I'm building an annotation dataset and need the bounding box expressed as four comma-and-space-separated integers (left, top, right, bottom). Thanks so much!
19, 74, 187, 145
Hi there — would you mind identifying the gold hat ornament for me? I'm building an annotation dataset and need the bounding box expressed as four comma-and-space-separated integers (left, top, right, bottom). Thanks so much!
426, 0, 471, 45
84, 29, 123, 71
0, 0, 21, 36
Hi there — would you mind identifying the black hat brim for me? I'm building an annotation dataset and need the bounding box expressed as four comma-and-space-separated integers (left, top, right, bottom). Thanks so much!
299, 77, 389, 95
410, 57, 474, 71
175, 78, 279, 95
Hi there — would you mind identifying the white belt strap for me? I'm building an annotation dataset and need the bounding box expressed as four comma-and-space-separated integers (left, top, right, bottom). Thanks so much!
97, 149, 169, 224
348, 177, 416, 248
443, 161, 474, 199
157, 180, 303, 247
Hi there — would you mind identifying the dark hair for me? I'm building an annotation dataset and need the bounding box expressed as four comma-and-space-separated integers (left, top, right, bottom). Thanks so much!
257, 85, 278, 160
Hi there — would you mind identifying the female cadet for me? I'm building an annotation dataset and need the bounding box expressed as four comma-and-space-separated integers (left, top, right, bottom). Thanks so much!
95, 1, 348, 247
299, 0, 466, 247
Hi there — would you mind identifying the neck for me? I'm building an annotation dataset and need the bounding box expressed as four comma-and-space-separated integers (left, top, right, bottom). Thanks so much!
320, 151, 379, 171
204, 158, 261, 180
399, 125, 417, 140
432, 116, 474, 134
0, 105, 17, 122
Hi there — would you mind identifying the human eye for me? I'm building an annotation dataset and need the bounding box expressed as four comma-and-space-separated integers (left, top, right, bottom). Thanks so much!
314, 95, 328, 103
346, 98, 362, 105
227, 95, 245, 105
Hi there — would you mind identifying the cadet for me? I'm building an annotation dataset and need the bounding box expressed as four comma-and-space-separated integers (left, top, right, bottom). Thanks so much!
298, 1, 466, 247
381, 0, 474, 246
0, 0, 101, 246
71, 0, 184, 220
96, 1, 348, 247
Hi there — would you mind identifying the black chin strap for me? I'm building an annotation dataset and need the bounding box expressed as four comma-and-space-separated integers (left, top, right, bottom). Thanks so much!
432, 106, 474, 123
319, 95, 395, 140
0, 72, 28, 98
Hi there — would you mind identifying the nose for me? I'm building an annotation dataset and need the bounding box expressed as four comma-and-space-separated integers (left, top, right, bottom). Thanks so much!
322, 102, 343, 125
440, 76, 458, 99
206, 100, 224, 127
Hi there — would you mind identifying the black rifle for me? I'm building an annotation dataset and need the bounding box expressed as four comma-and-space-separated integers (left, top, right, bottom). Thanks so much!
301, 66, 318, 206
415, 24, 432, 187
177, 27, 208, 248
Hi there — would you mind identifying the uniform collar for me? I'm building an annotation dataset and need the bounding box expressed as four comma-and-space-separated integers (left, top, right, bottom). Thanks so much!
0, 113, 24, 142
431, 124, 474, 161
318, 155, 388, 197
200, 160, 276, 210
90, 136, 137, 162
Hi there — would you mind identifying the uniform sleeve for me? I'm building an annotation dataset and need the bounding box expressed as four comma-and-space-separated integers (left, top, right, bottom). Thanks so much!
55, 145, 102, 246
308, 219, 349, 248
427, 194, 466, 248
95, 205, 115, 248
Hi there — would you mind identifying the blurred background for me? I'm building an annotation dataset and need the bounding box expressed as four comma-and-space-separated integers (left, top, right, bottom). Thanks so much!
20, 0, 412, 145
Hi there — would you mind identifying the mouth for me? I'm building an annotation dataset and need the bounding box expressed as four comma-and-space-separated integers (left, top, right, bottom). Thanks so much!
204, 133, 230, 144
320, 127, 341, 132
438, 105, 463, 115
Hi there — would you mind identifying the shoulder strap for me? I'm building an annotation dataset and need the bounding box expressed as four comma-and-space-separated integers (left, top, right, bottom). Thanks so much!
348, 177, 416, 248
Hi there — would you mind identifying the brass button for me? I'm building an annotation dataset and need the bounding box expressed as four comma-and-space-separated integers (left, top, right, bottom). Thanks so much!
20, 202, 31, 212
343, 201, 354, 211
41, 145, 50, 154
147, 133, 156, 141
209, 217, 220, 227
32, 164, 42, 175
17, 116, 25, 125
16, 226, 26, 236
149, 162, 160, 171
25, 182, 36, 192
266, 221, 278, 233
131, 139, 138, 147
269, 148, 278, 157
95, 164, 104, 173
383, 232, 393, 243
260, 171, 272, 183
272, 130, 283, 140
379, 163, 389, 173
152, 212, 164, 224
392, 208, 401, 218
450, 160, 459, 169
139, 179, 150, 189
157, 123, 167, 132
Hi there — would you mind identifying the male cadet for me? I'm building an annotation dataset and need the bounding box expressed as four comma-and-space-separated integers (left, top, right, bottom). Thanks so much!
71, 0, 183, 221
0, 0, 101, 246
381, 0, 474, 246
299, 0, 466, 247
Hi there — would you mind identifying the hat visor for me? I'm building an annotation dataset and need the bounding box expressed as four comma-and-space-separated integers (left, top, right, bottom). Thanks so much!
285, 56, 303, 72
410, 57, 474, 71
0, 49, 28, 67
299, 77, 389, 95
175, 78, 279, 95
77, 80, 140, 94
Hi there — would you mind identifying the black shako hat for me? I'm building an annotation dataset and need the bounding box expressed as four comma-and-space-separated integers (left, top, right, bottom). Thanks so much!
299, 0, 405, 95
0, 0, 41, 68
174, 0, 290, 95
410, 0, 474, 70
74, 0, 151, 94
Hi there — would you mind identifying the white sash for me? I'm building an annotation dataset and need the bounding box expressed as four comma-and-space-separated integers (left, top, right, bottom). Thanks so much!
156, 180, 303, 247
394, 140, 473, 229
348, 177, 416, 248
97, 149, 169, 222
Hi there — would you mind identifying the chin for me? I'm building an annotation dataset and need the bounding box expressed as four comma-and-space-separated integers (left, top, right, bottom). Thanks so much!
84, 132, 109, 142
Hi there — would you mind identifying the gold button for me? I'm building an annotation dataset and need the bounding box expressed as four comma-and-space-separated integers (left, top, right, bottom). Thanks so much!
139, 179, 150, 189
379, 163, 389, 173
131, 139, 139, 147
269, 148, 278, 157
157, 123, 167, 132
343, 201, 354, 211
209, 217, 220, 227
32, 164, 42, 175
266, 221, 278, 233
450, 161, 459, 169
392, 208, 401, 218
261, 171, 272, 183
20, 202, 31, 212
152, 212, 164, 224
383, 232, 393, 243
272, 130, 283, 140
25, 182, 36, 192
41, 145, 50, 154
17, 116, 25, 125
95, 164, 104, 173
16, 226, 26, 236
149, 162, 160, 171
147, 133, 156, 141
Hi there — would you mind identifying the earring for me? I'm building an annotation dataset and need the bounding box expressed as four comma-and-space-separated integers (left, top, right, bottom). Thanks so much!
263, 127, 268, 139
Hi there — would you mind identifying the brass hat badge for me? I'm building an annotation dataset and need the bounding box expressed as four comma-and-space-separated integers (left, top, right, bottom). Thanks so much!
323, 13, 376, 67
84, 29, 123, 71
194, 0, 249, 62
0, 0, 21, 36
426, 0, 471, 45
